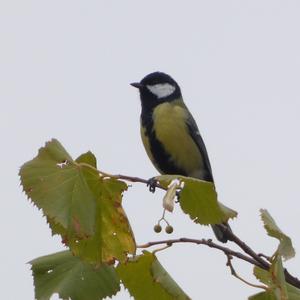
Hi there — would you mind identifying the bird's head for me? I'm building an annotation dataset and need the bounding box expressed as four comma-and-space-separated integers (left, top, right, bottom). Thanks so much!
131, 72, 182, 110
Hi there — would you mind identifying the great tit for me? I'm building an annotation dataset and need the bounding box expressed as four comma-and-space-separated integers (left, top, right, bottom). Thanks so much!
131, 71, 231, 243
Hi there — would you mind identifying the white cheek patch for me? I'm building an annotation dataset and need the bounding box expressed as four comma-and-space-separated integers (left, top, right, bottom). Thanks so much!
146, 83, 176, 99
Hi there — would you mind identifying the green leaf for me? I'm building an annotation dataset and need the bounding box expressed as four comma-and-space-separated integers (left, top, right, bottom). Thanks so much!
20, 139, 136, 264
156, 175, 237, 225
253, 256, 300, 300
117, 251, 190, 300
271, 255, 288, 300
30, 250, 120, 300
253, 266, 273, 286
71, 167, 136, 263
151, 255, 190, 299
19, 139, 96, 238
286, 284, 300, 300
260, 209, 295, 260
76, 151, 97, 168
249, 291, 277, 300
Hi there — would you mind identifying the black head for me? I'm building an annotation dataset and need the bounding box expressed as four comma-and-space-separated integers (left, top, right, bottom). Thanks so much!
131, 72, 182, 111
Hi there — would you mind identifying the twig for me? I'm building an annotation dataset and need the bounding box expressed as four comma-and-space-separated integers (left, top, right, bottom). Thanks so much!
219, 224, 270, 269
258, 253, 272, 262
153, 244, 172, 255
284, 269, 300, 290
138, 237, 263, 267
113, 174, 166, 190
77, 163, 166, 190
226, 254, 267, 290
137, 237, 300, 289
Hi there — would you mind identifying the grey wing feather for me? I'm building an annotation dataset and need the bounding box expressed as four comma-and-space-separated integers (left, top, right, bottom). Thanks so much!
185, 111, 214, 182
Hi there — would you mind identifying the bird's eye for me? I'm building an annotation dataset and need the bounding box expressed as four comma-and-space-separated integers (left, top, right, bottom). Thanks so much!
146, 83, 176, 99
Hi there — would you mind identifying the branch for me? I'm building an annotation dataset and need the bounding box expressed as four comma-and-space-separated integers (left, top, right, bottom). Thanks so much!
226, 254, 267, 290
113, 174, 166, 190
258, 253, 272, 262
77, 163, 166, 190
219, 224, 270, 269
284, 269, 300, 290
138, 237, 264, 268
219, 225, 300, 289
138, 237, 300, 289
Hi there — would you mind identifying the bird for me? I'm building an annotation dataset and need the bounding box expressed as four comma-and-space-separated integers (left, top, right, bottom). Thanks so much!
131, 71, 231, 243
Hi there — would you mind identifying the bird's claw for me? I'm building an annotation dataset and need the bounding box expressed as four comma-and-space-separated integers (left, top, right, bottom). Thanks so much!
147, 177, 158, 193
175, 190, 181, 202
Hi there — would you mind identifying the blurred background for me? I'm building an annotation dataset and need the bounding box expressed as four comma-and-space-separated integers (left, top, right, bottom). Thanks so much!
1, 1, 300, 299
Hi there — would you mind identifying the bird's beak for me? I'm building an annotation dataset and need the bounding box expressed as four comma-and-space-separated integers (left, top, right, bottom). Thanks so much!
130, 82, 144, 89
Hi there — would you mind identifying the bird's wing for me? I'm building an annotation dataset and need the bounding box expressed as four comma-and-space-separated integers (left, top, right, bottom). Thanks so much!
185, 111, 214, 182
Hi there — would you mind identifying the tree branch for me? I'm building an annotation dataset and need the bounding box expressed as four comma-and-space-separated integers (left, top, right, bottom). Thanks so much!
137, 237, 300, 289
219, 224, 270, 269
113, 174, 165, 190
226, 254, 267, 290
138, 237, 264, 268
78, 164, 166, 190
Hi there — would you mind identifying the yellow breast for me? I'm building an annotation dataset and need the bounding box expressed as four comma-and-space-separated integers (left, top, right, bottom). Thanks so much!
151, 101, 203, 175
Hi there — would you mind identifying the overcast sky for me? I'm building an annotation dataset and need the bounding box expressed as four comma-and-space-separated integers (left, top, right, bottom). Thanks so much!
1, 1, 300, 299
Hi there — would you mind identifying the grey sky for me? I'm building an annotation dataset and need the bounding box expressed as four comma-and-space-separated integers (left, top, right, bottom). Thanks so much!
1, 1, 300, 299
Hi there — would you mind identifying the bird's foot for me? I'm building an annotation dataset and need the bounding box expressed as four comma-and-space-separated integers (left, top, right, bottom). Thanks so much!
147, 177, 158, 193
175, 190, 181, 203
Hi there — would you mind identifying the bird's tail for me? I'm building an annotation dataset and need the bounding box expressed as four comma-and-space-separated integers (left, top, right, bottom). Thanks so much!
211, 222, 232, 243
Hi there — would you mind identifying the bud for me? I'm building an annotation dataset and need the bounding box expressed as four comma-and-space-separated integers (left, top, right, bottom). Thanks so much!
162, 179, 181, 212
